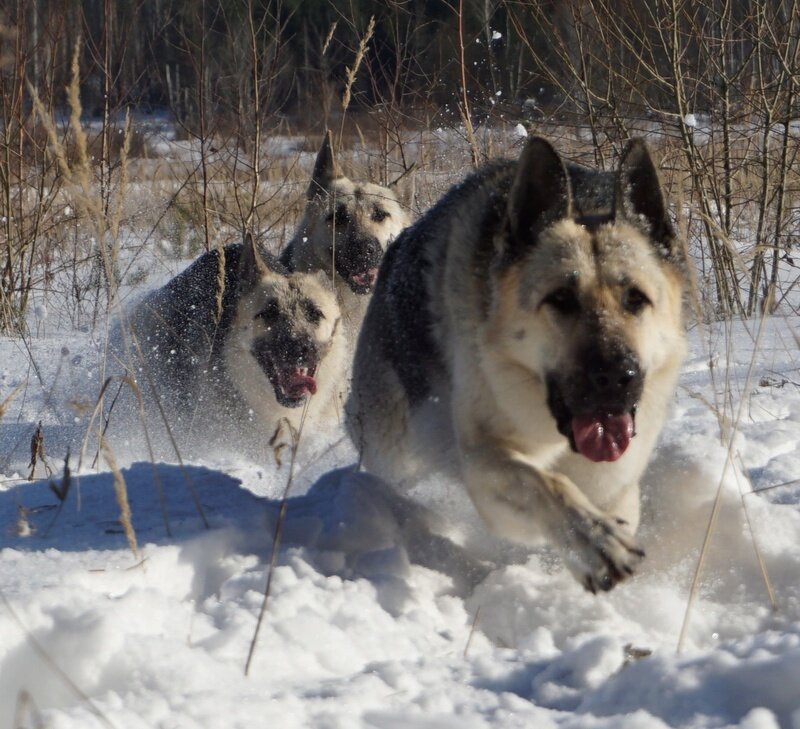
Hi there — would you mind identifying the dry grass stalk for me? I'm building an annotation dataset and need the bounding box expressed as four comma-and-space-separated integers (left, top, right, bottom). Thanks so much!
127, 331, 209, 529
110, 111, 132, 245
456, 0, 479, 168
321, 21, 338, 56
677, 302, 773, 654
29, 36, 129, 314
463, 605, 482, 658
49, 451, 71, 503
341, 15, 375, 116
67, 41, 90, 180
78, 373, 173, 537
101, 436, 138, 558
43, 451, 72, 538
245, 393, 315, 676
0, 382, 23, 420
28, 421, 51, 480
78, 375, 132, 471
734, 454, 778, 612
214, 243, 226, 324
31, 44, 132, 466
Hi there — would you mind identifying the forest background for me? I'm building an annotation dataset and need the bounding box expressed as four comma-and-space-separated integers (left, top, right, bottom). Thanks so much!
0, 0, 798, 332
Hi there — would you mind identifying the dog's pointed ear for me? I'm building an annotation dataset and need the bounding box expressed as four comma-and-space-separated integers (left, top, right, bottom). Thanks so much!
615, 139, 676, 257
307, 130, 340, 200
506, 137, 571, 256
238, 231, 271, 293
388, 165, 416, 210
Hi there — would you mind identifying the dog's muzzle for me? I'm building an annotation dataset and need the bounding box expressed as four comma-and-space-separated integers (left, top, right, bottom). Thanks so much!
546, 351, 643, 462
336, 234, 383, 294
251, 334, 321, 408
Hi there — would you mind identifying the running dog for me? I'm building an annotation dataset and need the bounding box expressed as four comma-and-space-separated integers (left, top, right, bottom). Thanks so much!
280, 131, 410, 332
123, 233, 345, 451
347, 137, 689, 592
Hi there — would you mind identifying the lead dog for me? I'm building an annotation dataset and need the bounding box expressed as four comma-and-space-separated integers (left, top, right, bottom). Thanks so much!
347, 137, 689, 592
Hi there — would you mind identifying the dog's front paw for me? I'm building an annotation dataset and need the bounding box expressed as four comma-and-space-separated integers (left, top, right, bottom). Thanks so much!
563, 512, 645, 593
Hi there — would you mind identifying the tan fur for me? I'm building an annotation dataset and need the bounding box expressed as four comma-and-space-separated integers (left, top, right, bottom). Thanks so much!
118, 235, 347, 460
281, 133, 411, 331
224, 270, 346, 436
348, 137, 690, 592
483, 220, 686, 531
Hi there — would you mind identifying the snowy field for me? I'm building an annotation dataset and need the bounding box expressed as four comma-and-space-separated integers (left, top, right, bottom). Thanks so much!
1, 125, 800, 727
1, 302, 800, 728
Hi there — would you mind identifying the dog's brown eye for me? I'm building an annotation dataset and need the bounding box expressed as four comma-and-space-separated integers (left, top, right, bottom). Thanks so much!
622, 287, 650, 314
543, 287, 580, 315
255, 299, 280, 323
372, 207, 390, 223
301, 299, 324, 324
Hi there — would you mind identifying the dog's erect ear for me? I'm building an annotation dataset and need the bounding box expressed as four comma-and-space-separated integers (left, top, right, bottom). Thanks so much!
307, 130, 340, 200
388, 165, 416, 210
506, 137, 571, 255
615, 139, 676, 257
238, 231, 271, 293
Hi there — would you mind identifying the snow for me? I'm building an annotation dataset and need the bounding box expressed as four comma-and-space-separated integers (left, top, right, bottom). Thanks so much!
2, 313, 800, 728
2, 145, 800, 724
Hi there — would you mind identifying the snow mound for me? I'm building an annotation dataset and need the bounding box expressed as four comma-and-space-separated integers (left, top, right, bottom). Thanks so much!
2, 318, 800, 727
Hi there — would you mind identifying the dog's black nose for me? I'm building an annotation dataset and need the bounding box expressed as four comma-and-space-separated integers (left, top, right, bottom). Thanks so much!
587, 355, 640, 393
275, 332, 317, 367
290, 338, 316, 366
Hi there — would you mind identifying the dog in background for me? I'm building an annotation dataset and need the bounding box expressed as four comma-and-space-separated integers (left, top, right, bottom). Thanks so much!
347, 136, 689, 593
120, 233, 345, 455
280, 130, 411, 333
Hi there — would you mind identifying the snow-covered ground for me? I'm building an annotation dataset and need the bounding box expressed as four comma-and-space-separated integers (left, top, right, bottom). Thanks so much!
1, 123, 799, 726
2, 304, 800, 728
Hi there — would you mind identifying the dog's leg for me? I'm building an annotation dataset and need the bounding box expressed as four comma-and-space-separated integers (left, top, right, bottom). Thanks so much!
459, 439, 644, 592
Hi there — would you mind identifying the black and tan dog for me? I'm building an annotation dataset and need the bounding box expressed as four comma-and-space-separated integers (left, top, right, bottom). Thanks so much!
347, 137, 689, 592
280, 131, 411, 333
123, 233, 345, 449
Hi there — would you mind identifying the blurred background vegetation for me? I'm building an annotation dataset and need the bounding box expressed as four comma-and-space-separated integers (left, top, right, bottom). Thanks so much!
0, 0, 798, 328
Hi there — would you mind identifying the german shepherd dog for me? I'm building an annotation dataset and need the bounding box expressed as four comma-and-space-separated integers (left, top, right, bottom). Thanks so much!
347, 137, 689, 592
280, 131, 410, 332
123, 233, 345, 449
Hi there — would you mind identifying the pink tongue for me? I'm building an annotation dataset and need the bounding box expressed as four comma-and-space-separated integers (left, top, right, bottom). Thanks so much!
352, 267, 379, 288
571, 412, 634, 462
278, 369, 317, 398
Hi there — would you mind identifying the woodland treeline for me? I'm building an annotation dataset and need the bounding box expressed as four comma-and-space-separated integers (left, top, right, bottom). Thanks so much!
0, 0, 798, 323
2, 0, 798, 131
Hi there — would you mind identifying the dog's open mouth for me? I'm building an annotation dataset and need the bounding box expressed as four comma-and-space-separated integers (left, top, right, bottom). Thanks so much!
347, 267, 379, 294
546, 375, 638, 462
570, 411, 635, 462
273, 365, 317, 406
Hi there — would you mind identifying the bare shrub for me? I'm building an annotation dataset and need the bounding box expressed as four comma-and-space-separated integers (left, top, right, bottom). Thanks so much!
505, 0, 800, 319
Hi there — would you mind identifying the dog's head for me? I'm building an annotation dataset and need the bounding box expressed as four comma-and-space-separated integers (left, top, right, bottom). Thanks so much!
302, 131, 410, 294
231, 234, 341, 409
490, 137, 688, 462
